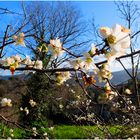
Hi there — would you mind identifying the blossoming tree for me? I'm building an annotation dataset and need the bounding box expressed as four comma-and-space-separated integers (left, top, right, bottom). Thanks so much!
0, 1, 140, 139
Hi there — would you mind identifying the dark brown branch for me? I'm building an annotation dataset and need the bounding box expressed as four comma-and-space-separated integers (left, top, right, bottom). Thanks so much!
0, 25, 10, 58
0, 8, 22, 15
0, 114, 28, 130
96, 49, 140, 66
0, 46, 140, 73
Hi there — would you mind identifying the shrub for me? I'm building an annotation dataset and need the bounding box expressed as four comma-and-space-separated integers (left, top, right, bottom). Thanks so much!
20, 73, 87, 126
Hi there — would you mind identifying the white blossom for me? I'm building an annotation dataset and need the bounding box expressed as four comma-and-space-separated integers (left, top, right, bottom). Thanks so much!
0, 57, 14, 66
100, 24, 130, 64
1, 98, 12, 107
29, 99, 37, 107
33, 60, 43, 69
12, 54, 22, 62
89, 44, 97, 56
13, 33, 26, 47
59, 104, 64, 109
49, 38, 64, 59
56, 71, 71, 85
124, 88, 132, 95
70, 57, 83, 69
24, 107, 29, 115
32, 127, 38, 136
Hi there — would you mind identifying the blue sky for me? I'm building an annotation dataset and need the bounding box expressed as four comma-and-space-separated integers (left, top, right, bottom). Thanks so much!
1, 1, 140, 27
74, 1, 123, 26
0, 1, 127, 49
0, 1, 140, 75
0, 1, 128, 28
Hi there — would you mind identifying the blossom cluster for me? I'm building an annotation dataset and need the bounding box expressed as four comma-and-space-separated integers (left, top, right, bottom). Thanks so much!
0, 24, 131, 86
69, 24, 131, 100
0, 55, 43, 74
100, 24, 130, 64
0, 24, 131, 102
70, 24, 130, 74
1, 98, 12, 107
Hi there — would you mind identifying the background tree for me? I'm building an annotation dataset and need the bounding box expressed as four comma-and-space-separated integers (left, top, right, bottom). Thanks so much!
23, 2, 89, 68
115, 0, 140, 106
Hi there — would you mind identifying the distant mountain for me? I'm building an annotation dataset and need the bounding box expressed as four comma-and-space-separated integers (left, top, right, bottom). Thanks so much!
0, 73, 29, 80
111, 69, 132, 85
111, 69, 140, 84
0, 69, 138, 85
90, 69, 138, 86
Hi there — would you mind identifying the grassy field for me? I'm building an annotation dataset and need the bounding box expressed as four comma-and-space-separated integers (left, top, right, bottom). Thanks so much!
0, 123, 140, 139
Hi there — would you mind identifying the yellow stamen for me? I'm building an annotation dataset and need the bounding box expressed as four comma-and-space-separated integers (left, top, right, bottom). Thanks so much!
107, 35, 116, 44
86, 57, 92, 63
